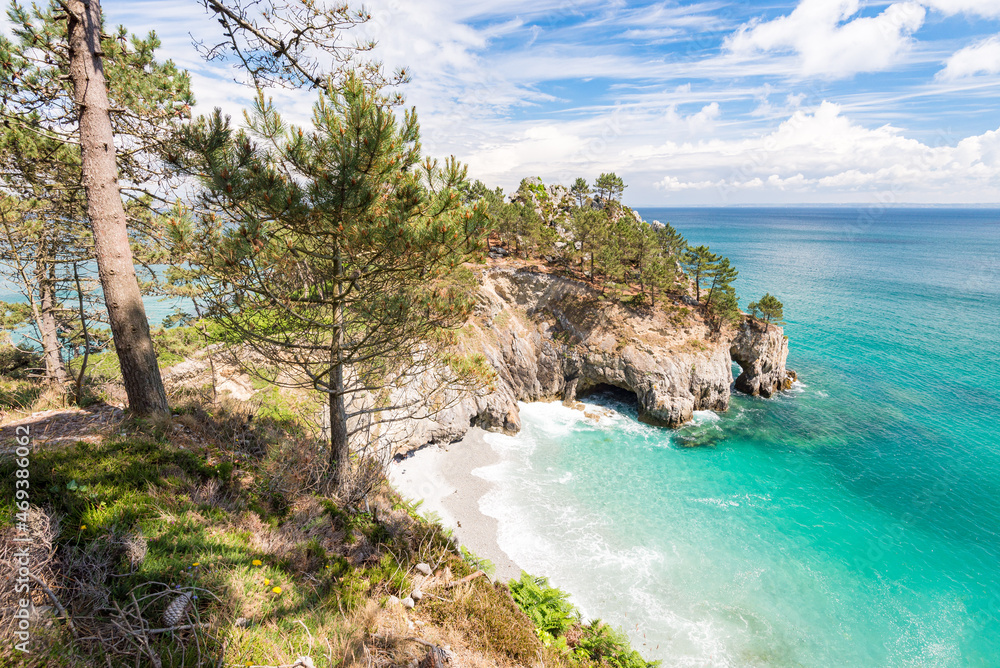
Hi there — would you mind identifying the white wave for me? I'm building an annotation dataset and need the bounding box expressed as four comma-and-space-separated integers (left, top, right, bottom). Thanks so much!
693, 410, 722, 423
692, 497, 741, 509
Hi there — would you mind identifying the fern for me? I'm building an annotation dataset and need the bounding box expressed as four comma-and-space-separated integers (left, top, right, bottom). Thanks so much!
509, 572, 577, 638
577, 621, 659, 668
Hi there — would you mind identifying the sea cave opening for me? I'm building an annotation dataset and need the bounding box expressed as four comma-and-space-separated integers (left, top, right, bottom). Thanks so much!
576, 383, 639, 412
731, 359, 745, 385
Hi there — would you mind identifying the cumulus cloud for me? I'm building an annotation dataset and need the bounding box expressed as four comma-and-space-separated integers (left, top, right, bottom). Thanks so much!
938, 35, 1000, 80
642, 102, 1000, 201
920, 0, 1000, 19
725, 0, 926, 78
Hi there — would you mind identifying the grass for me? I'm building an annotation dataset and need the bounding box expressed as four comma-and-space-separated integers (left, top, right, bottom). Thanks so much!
0, 371, 657, 668
68, 322, 218, 383
0, 375, 44, 412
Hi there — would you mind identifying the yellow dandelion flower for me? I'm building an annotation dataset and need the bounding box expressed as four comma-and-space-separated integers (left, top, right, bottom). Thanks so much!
192, 562, 200, 567
264, 578, 270, 585
252, 559, 262, 567
271, 586, 282, 594
80, 525, 87, 530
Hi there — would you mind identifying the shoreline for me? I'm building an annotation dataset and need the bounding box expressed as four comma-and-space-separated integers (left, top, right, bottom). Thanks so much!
388, 427, 523, 582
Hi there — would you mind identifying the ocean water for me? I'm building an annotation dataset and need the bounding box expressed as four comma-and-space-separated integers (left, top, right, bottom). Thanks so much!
475, 208, 1000, 667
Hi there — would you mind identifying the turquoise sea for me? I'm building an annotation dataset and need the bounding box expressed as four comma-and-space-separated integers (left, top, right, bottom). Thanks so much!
476, 208, 1000, 667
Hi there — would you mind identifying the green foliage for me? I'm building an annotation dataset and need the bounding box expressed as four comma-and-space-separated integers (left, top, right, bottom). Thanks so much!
748, 293, 785, 330
0, 373, 41, 409
507, 572, 658, 668
460, 545, 496, 576
460, 179, 492, 204
704, 257, 738, 307
0, 337, 38, 378
0, 436, 213, 536
707, 287, 742, 332
0, 2, 193, 390
571, 177, 591, 207
594, 172, 626, 202
681, 245, 720, 302
490, 187, 549, 259
175, 73, 492, 486
578, 622, 658, 668
509, 572, 578, 639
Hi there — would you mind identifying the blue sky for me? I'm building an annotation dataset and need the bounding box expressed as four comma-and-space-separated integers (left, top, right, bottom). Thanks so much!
16, 0, 1000, 205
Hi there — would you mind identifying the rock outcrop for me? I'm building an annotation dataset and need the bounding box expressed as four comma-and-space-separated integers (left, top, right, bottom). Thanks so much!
409, 267, 795, 448
730, 320, 797, 397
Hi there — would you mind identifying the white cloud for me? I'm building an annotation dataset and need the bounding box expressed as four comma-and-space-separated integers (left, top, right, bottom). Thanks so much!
665, 102, 721, 135
632, 102, 1000, 202
938, 35, 1000, 80
920, 0, 1000, 19
92, 0, 1000, 205
725, 0, 926, 78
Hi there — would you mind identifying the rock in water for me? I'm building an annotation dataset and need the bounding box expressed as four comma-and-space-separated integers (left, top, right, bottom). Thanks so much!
730, 319, 795, 397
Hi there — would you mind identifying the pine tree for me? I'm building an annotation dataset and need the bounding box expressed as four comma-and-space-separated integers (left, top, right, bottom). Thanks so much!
570, 208, 604, 281
654, 222, 687, 259
176, 76, 492, 489
0, 0, 191, 414
681, 245, 720, 302
0, 1, 193, 414
594, 172, 626, 202
570, 178, 590, 208
707, 287, 741, 333
705, 256, 738, 307
644, 247, 675, 308
747, 293, 785, 331
595, 212, 629, 296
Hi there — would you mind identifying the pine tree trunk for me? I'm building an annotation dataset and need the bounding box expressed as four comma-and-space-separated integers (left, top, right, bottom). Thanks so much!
328, 364, 349, 489
328, 252, 349, 489
66, 0, 167, 416
36, 259, 67, 385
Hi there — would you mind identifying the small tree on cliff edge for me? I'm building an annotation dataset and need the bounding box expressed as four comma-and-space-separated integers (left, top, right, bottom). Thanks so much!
748, 293, 785, 331
594, 172, 626, 202
571, 178, 590, 207
176, 75, 492, 491
681, 245, 720, 302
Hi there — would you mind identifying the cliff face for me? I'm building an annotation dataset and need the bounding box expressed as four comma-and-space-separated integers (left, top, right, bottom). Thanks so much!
412, 268, 794, 447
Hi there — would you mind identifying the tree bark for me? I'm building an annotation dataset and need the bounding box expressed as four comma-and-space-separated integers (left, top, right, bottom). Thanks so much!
329, 363, 349, 489
328, 251, 349, 488
36, 255, 68, 385
66, 0, 167, 415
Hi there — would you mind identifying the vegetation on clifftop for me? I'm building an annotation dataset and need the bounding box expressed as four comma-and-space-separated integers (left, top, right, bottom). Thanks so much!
467, 174, 783, 335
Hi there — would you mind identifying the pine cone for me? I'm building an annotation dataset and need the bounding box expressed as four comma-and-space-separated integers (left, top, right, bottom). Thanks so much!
162, 592, 192, 627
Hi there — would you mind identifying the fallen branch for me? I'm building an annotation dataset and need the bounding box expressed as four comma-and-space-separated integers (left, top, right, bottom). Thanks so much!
443, 570, 486, 589
144, 622, 213, 635
0, 559, 79, 640
27, 572, 79, 638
